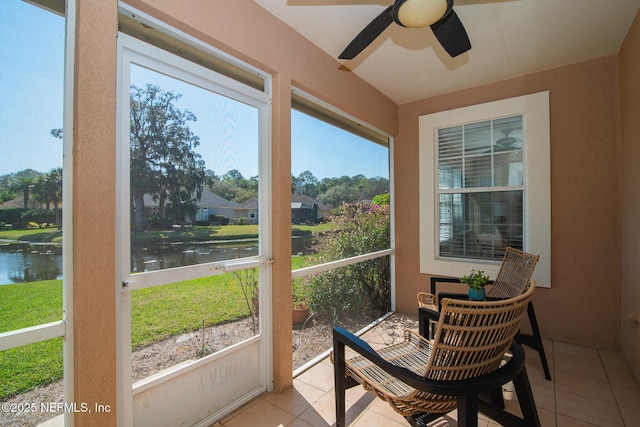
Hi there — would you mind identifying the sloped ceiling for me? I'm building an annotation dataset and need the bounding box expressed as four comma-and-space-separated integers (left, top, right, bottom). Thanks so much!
254, 0, 640, 104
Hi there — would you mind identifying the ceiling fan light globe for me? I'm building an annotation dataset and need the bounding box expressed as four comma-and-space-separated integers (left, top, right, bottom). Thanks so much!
396, 0, 448, 28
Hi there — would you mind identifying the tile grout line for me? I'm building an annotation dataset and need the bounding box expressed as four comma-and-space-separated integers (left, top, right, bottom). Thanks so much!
599, 350, 629, 427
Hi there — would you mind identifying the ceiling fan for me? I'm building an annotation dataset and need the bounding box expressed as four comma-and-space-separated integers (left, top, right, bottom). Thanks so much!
339, 0, 471, 60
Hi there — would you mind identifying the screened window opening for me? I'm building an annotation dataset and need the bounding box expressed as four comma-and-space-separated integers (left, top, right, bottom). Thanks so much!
290, 91, 393, 371
437, 116, 524, 260
128, 64, 260, 273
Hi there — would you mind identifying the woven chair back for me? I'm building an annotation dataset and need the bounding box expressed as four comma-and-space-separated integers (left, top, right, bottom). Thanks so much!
425, 282, 535, 382
487, 247, 539, 299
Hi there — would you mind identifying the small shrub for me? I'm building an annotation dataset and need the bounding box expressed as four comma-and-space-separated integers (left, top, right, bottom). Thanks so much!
22, 209, 56, 228
306, 198, 391, 321
0, 208, 28, 228
147, 213, 172, 230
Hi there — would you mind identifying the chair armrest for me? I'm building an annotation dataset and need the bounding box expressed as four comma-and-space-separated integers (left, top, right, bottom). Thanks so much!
417, 292, 436, 309
333, 326, 527, 396
333, 326, 432, 391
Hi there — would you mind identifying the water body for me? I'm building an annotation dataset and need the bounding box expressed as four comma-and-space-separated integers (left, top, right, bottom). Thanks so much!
0, 242, 63, 284
0, 237, 313, 284
130, 241, 260, 273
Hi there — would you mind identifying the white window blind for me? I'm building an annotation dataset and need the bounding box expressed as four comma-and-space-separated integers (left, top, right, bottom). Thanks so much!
436, 115, 524, 260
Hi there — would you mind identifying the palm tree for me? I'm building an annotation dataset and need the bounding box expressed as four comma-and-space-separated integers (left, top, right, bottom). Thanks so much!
40, 168, 63, 228
11, 175, 37, 209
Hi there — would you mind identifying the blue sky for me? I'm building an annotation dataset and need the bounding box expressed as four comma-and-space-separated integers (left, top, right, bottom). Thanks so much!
292, 110, 389, 180
0, 1, 65, 176
1, 0, 389, 181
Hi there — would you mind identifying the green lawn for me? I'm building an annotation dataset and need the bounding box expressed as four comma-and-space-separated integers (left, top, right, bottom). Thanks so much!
0, 280, 63, 333
0, 227, 62, 243
0, 280, 63, 398
131, 274, 251, 349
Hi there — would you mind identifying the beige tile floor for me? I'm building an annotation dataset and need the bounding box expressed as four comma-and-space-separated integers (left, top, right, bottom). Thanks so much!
214, 313, 640, 427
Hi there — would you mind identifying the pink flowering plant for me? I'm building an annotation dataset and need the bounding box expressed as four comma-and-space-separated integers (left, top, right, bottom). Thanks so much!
307, 194, 391, 321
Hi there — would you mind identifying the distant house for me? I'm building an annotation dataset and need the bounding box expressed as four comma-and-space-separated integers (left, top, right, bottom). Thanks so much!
291, 193, 332, 224
143, 189, 257, 225
194, 189, 242, 224
141, 189, 335, 225
237, 197, 258, 224
0, 195, 44, 210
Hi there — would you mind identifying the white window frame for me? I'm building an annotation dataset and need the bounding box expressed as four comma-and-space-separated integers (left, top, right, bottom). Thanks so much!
118, 34, 271, 287
115, 9, 273, 423
419, 92, 550, 287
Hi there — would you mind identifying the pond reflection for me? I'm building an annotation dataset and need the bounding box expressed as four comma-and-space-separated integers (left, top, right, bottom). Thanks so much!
0, 237, 314, 284
0, 242, 62, 284
131, 241, 259, 273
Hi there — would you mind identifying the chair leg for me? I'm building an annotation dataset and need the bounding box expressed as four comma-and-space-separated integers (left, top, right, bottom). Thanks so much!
333, 339, 347, 427
457, 394, 479, 427
487, 388, 505, 409
515, 301, 552, 380
512, 367, 541, 427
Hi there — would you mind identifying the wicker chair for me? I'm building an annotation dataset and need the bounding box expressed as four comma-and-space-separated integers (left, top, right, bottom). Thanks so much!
418, 246, 550, 380
333, 283, 539, 427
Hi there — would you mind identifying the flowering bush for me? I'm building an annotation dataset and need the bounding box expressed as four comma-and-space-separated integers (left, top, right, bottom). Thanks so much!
307, 198, 391, 321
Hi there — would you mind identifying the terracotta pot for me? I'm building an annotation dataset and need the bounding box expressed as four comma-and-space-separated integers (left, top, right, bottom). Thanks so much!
292, 307, 309, 325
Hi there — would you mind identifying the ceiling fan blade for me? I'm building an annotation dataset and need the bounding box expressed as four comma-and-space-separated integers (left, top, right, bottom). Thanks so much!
430, 9, 471, 57
339, 5, 394, 59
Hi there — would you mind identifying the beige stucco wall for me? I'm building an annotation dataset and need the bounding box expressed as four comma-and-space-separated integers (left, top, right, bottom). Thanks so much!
73, 0, 119, 425
619, 10, 640, 381
395, 55, 623, 352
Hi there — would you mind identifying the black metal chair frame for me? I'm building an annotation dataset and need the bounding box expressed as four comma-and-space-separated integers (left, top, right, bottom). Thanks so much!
428, 276, 551, 381
333, 326, 541, 427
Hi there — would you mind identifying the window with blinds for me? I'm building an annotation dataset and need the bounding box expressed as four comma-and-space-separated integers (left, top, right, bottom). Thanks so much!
437, 115, 524, 260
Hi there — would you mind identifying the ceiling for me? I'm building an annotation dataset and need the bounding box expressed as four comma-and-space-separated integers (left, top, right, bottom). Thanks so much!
254, 0, 640, 104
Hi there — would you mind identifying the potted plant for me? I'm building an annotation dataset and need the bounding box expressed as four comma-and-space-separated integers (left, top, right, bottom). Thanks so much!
459, 269, 490, 301
292, 278, 310, 325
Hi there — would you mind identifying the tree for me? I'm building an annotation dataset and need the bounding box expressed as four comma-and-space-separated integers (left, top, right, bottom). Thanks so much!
223, 169, 244, 183
129, 84, 206, 231
206, 169, 258, 203
0, 189, 17, 205
50, 128, 63, 139
294, 170, 319, 197
33, 168, 62, 211
10, 172, 39, 209
31, 168, 63, 228
317, 183, 356, 207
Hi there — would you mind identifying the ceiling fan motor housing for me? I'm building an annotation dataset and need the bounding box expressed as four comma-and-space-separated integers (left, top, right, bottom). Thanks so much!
393, 0, 453, 28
